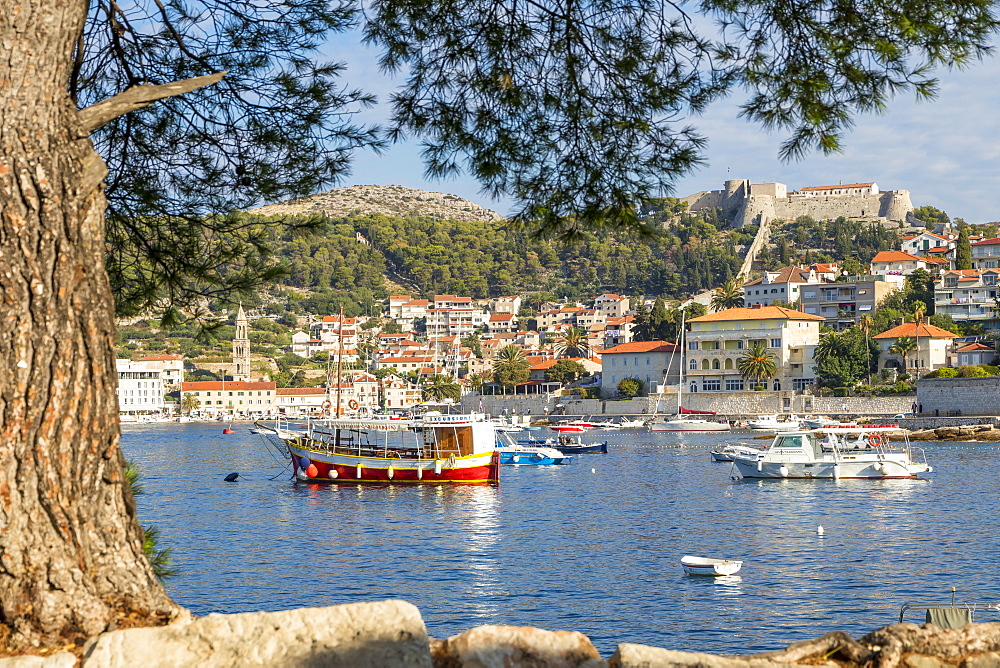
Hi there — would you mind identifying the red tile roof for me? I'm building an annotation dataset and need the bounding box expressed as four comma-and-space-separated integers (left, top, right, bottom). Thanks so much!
601, 341, 679, 354
873, 322, 959, 339
137, 354, 183, 361
276, 387, 328, 395
688, 306, 825, 322
871, 250, 926, 263
957, 342, 994, 352
800, 182, 874, 191
182, 381, 276, 390
972, 238, 1000, 246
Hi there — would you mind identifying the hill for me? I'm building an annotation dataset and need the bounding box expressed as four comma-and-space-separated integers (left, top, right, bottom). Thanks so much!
251, 185, 505, 223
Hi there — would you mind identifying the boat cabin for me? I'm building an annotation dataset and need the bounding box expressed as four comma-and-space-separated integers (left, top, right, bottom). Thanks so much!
765, 433, 825, 462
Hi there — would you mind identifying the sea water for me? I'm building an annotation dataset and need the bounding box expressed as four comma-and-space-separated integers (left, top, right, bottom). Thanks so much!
121, 423, 1000, 655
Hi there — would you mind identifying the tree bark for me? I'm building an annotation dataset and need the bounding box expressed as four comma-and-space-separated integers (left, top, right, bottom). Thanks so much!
0, 1, 179, 647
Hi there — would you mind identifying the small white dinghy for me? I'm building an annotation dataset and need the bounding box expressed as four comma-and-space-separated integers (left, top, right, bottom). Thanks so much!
680, 555, 743, 576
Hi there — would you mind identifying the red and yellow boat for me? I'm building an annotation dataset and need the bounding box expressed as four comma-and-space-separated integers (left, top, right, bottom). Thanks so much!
260, 413, 500, 485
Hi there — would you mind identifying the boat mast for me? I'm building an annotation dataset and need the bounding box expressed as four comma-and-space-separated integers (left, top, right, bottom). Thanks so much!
335, 305, 345, 418
678, 305, 686, 415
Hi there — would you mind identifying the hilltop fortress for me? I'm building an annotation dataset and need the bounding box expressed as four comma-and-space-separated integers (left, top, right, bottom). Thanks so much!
681, 180, 914, 227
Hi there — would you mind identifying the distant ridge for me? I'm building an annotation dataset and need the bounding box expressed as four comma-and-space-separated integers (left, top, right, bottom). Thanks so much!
250, 184, 505, 223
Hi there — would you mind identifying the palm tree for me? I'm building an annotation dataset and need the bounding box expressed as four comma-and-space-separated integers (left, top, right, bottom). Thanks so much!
889, 335, 918, 376
555, 325, 591, 358
421, 375, 461, 402
181, 392, 199, 415
814, 331, 843, 365
492, 345, 530, 393
858, 315, 874, 383
710, 278, 745, 312
737, 342, 778, 390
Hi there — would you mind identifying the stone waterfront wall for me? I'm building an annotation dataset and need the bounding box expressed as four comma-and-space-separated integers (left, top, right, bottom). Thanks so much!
917, 377, 1000, 416
465, 392, 913, 417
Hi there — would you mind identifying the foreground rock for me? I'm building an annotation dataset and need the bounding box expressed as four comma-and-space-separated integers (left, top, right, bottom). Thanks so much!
432, 625, 603, 667
6, 603, 1000, 667
907, 425, 999, 441
82, 600, 429, 667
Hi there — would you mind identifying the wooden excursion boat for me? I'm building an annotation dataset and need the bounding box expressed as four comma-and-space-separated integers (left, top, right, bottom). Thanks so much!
681, 555, 744, 576
259, 413, 501, 485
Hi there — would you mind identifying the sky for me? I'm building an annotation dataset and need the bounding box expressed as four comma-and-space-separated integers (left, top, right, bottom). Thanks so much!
327, 31, 1000, 224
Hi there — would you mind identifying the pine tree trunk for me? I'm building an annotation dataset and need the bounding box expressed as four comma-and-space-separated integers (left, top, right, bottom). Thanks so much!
0, 1, 178, 647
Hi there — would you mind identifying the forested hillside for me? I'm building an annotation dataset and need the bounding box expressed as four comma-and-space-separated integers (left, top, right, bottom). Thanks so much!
252, 206, 744, 311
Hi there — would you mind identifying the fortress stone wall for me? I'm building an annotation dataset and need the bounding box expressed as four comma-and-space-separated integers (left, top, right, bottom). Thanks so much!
681, 179, 913, 227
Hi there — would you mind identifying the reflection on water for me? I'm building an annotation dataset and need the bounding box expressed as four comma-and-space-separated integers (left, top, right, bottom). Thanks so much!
121, 425, 1000, 655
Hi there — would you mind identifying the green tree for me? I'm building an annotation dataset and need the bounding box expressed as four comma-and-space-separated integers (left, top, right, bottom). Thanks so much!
710, 279, 745, 312
649, 297, 669, 339
461, 332, 484, 358
737, 343, 778, 389
912, 206, 951, 229
181, 393, 200, 414
956, 226, 972, 270
617, 377, 644, 399
492, 345, 530, 392
555, 326, 591, 358
814, 330, 873, 388
421, 375, 461, 402
631, 302, 652, 342
544, 360, 589, 385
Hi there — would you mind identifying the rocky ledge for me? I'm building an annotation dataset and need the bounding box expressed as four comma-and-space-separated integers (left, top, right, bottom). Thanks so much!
6, 600, 1000, 667
904, 424, 1000, 441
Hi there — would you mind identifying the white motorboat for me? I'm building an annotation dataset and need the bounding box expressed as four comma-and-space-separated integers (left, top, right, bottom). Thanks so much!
710, 442, 766, 462
803, 416, 856, 430
730, 424, 933, 479
747, 414, 801, 431
617, 417, 647, 429
649, 417, 731, 432
681, 555, 744, 576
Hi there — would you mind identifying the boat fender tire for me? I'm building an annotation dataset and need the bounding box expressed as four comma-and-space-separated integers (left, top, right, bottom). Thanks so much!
512, 455, 519, 463
300, 456, 311, 470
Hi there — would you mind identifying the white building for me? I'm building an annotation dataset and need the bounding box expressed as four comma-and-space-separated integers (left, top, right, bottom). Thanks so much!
971, 238, 1000, 270
116, 359, 166, 415
933, 269, 1000, 329
180, 380, 277, 417
135, 353, 185, 389
870, 250, 931, 277
742, 266, 831, 307
794, 182, 878, 197
686, 306, 824, 392
873, 321, 959, 375
594, 294, 630, 318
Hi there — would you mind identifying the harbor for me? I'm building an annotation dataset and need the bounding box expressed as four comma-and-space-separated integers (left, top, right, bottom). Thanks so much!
122, 421, 1000, 656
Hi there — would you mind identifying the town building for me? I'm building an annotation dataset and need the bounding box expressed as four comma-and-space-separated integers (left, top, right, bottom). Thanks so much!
933, 269, 1000, 329
799, 278, 901, 330
603, 316, 635, 347
950, 342, 997, 367
742, 266, 831, 307
116, 359, 166, 416
485, 313, 518, 334
870, 250, 932, 277
135, 353, 185, 389
873, 322, 959, 375
685, 306, 824, 392
796, 182, 879, 197
901, 231, 955, 255
594, 294, 630, 318
274, 387, 328, 417
971, 238, 1000, 270
488, 295, 522, 315
181, 380, 277, 417
600, 341, 681, 399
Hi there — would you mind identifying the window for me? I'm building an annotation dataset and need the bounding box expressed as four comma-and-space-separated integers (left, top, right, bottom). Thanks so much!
703, 379, 721, 391
770, 339, 781, 348
773, 379, 781, 391
689, 341, 698, 351
712, 359, 720, 369
689, 359, 697, 370
725, 379, 744, 391
793, 378, 814, 390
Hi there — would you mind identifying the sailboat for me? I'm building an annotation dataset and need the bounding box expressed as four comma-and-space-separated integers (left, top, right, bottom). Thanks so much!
647, 304, 731, 433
